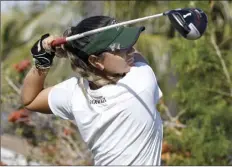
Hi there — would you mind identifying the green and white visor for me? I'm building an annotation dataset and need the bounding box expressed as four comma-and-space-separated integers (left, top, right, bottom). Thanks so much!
81, 26, 145, 57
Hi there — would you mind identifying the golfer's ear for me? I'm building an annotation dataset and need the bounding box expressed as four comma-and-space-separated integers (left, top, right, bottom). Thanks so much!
88, 55, 104, 70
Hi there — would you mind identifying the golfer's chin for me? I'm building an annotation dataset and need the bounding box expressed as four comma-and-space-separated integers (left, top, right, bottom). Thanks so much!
129, 62, 134, 67
127, 62, 134, 68
119, 65, 131, 74
126, 59, 134, 67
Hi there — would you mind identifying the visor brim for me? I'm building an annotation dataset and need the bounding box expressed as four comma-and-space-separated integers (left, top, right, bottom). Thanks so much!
107, 26, 145, 51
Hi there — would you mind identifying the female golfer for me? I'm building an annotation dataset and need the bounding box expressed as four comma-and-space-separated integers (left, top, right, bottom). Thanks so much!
21, 16, 163, 165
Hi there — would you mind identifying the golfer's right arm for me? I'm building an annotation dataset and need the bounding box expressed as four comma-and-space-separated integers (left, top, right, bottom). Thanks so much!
21, 34, 57, 114
21, 67, 53, 114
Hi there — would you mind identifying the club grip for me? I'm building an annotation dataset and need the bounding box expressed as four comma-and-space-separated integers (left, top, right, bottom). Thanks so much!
51, 37, 67, 47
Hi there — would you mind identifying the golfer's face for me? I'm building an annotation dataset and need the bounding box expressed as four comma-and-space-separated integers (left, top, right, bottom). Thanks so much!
101, 47, 135, 75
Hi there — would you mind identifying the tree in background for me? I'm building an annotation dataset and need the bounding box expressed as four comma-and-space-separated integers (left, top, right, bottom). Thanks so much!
161, 1, 232, 165
1, 1, 232, 165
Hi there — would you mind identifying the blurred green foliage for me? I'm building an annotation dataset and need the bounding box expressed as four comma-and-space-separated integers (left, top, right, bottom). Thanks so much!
1, 1, 232, 165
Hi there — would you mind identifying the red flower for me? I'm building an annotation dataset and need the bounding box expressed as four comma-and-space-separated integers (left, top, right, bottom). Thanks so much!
162, 141, 172, 153
185, 151, 191, 157
13, 59, 31, 73
41, 145, 57, 156
63, 128, 74, 136
8, 109, 30, 123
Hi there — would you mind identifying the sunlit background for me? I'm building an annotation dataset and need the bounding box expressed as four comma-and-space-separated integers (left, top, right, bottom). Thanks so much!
1, 1, 232, 165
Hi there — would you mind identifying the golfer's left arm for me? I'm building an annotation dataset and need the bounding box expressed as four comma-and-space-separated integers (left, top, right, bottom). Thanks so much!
21, 67, 53, 114
133, 47, 148, 64
21, 34, 57, 114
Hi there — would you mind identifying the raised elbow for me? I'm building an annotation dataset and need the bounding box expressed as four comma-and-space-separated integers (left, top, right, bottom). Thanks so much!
20, 94, 33, 107
21, 99, 32, 107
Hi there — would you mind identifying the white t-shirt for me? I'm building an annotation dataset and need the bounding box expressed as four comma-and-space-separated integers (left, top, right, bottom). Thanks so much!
48, 62, 163, 165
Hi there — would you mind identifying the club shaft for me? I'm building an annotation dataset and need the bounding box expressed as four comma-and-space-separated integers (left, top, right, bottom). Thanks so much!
67, 13, 164, 41
51, 12, 164, 47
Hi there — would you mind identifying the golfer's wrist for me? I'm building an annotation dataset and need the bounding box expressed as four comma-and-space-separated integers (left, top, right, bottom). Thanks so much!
32, 65, 50, 75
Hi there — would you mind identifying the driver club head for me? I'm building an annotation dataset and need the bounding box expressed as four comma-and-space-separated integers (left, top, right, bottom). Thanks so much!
165, 8, 208, 40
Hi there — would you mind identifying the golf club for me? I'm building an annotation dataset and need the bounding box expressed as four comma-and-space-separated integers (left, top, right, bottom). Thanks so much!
51, 8, 208, 47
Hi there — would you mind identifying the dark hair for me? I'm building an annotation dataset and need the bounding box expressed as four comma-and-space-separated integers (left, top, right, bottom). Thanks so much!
61, 16, 122, 88
63, 16, 115, 62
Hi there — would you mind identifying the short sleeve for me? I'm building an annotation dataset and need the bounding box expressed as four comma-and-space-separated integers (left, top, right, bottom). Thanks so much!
158, 87, 163, 99
48, 78, 77, 120
133, 62, 163, 102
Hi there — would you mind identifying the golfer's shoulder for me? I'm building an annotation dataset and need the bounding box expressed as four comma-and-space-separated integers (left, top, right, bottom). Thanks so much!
133, 62, 156, 79
49, 77, 81, 107
119, 62, 157, 92
53, 77, 80, 91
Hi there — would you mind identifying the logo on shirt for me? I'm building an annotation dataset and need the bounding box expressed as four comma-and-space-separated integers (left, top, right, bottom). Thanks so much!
89, 96, 106, 104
